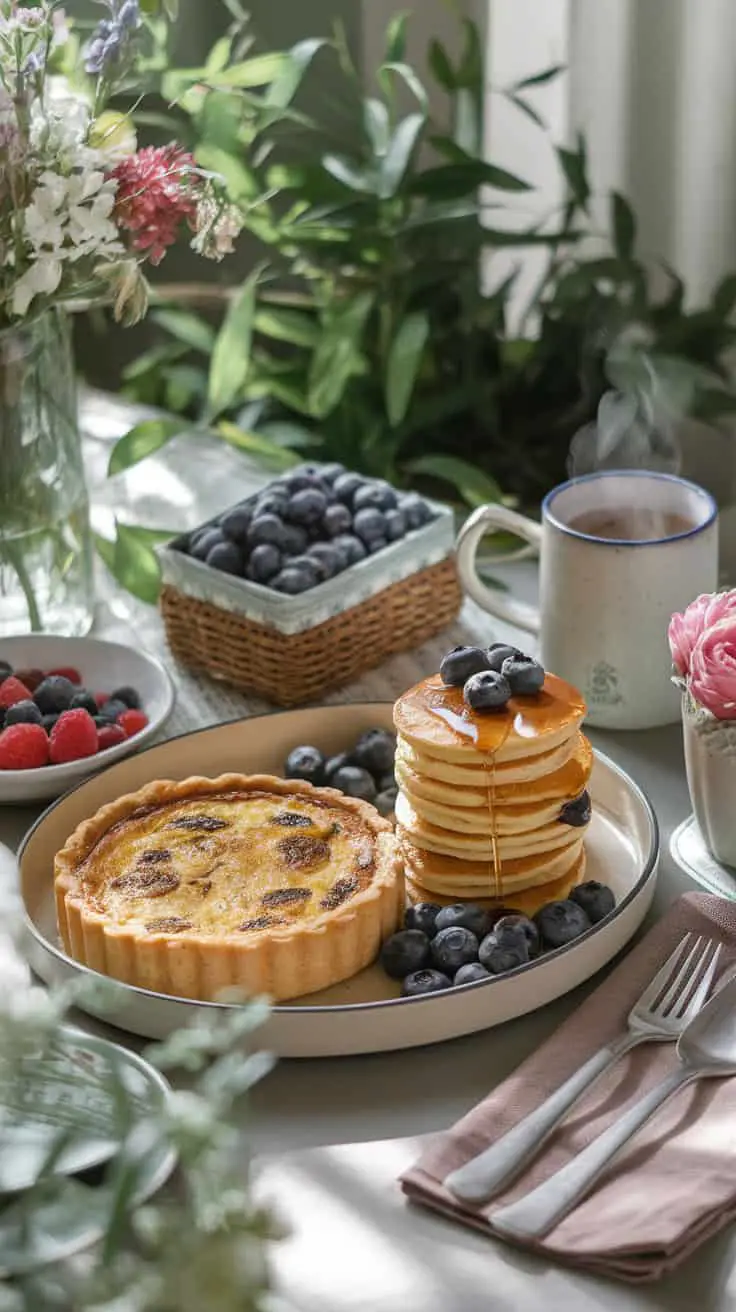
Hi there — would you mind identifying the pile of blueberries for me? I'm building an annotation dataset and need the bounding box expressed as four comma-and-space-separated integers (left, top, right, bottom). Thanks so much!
440, 642, 547, 711
381, 882, 616, 996
284, 727, 397, 816
180, 463, 435, 596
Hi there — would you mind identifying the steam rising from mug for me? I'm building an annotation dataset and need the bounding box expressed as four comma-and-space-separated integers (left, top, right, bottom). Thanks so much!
567, 358, 682, 480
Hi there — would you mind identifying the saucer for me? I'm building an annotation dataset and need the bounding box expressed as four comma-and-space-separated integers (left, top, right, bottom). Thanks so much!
670, 815, 736, 899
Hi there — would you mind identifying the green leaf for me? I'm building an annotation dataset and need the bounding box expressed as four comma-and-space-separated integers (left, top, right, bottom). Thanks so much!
379, 112, 426, 198
513, 64, 565, 90
411, 160, 530, 198
379, 61, 429, 113
264, 38, 327, 110
457, 18, 483, 89
194, 143, 260, 202
712, 273, 736, 318
96, 523, 168, 606
453, 87, 481, 155
693, 387, 736, 420
385, 11, 410, 62
428, 39, 455, 91
253, 306, 318, 348
108, 419, 186, 477
205, 36, 233, 75
207, 266, 262, 420
122, 344, 185, 383
162, 0, 178, 17
199, 90, 242, 154
505, 91, 546, 128
611, 191, 636, 259
556, 136, 590, 211
258, 420, 316, 450
405, 455, 502, 508
321, 153, 375, 193
216, 420, 299, 470
209, 53, 290, 88
363, 97, 390, 156
308, 292, 374, 419
151, 309, 215, 354
385, 311, 430, 426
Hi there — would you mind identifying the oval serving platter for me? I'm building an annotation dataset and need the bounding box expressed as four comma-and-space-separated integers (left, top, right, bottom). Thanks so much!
19, 704, 659, 1059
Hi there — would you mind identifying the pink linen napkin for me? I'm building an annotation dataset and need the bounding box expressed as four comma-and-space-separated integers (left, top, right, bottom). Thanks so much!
401, 892, 736, 1282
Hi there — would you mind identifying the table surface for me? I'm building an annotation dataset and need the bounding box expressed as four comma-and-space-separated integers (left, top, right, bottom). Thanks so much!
1, 391, 731, 1311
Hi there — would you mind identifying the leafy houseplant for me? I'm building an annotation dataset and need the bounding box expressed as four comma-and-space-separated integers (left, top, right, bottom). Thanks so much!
110, 6, 736, 536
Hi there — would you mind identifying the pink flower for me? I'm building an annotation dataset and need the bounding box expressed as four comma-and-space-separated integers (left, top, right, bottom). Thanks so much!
689, 618, 736, 719
668, 590, 736, 676
110, 145, 198, 265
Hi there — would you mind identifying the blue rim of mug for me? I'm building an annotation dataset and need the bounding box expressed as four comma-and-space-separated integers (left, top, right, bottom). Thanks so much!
542, 470, 718, 546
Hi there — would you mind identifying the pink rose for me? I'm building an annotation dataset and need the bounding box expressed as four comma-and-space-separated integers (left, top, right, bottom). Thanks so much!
689, 618, 736, 718
668, 590, 736, 676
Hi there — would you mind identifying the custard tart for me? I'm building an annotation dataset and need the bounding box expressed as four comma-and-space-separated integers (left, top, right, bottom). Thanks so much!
54, 773, 403, 1002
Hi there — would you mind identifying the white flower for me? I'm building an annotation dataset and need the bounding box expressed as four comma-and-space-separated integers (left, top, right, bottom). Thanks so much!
11, 255, 62, 315
191, 198, 243, 261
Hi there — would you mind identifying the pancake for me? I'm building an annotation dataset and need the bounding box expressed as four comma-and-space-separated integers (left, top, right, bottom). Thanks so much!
393, 667, 592, 906
405, 854, 585, 918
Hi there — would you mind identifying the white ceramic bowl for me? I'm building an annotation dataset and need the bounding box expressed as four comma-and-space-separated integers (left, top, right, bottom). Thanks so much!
0, 636, 175, 804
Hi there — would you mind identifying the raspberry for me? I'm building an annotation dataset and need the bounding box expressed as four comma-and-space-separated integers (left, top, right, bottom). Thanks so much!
48, 666, 82, 684
0, 724, 49, 770
0, 676, 33, 709
15, 667, 45, 692
49, 709, 99, 765
94, 691, 110, 710
117, 709, 149, 739
97, 723, 127, 752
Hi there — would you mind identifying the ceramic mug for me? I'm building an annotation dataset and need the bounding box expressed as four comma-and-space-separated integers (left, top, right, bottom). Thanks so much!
455, 470, 719, 730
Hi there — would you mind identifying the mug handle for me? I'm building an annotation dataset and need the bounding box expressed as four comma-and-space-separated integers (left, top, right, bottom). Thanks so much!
456, 505, 543, 635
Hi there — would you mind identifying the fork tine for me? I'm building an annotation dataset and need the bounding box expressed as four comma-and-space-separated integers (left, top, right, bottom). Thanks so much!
674, 942, 722, 1019
655, 934, 706, 1014
635, 933, 693, 1011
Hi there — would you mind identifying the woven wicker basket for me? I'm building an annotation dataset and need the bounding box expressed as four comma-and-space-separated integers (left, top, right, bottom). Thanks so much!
160, 554, 461, 706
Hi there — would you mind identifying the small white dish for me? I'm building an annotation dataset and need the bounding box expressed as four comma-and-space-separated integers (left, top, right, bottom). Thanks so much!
0, 635, 174, 804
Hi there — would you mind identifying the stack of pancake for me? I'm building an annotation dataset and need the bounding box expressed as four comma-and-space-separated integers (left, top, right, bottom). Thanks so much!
393, 671, 592, 916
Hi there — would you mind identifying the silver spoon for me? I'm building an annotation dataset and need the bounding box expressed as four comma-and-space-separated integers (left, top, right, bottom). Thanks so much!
491, 968, 736, 1241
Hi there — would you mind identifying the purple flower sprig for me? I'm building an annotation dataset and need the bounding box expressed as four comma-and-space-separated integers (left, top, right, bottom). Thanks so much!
84, 0, 140, 76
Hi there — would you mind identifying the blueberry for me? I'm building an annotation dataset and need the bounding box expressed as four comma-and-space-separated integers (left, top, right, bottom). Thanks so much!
478, 933, 529, 974
559, 790, 592, 827
110, 686, 141, 710
534, 899, 591, 950
353, 481, 398, 512
378, 771, 395, 792
284, 745, 325, 785
367, 536, 388, 555
98, 697, 129, 723
353, 508, 387, 545
283, 470, 327, 494
254, 491, 289, 518
380, 929, 431, 979
70, 690, 99, 716
206, 541, 244, 576
5, 699, 43, 726
324, 751, 352, 782
401, 969, 452, 997
431, 926, 480, 974
399, 493, 433, 530
287, 554, 324, 585
323, 502, 353, 538
220, 504, 254, 545
247, 543, 282, 584
272, 567, 314, 595
454, 963, 492, 986
332, 534, 367, 566
375, 786, 398, 816
41, 713, 59, 733
247, 514, 289, 550
494, 914, 540, 958
502, 655, 546, 696
384, 508, 407, 541
331, 765, 377, 803
569, 881, 615, 924
404, 902, 441, 937
0, 660, 13, 683
307, 542, 343, 579
287, 488, 328, 527
190, 528, 223, 561
486, 643, 522, 672
434, 903, 491, 941
333, 472, 364, 504
319, 462, 346, 483
281, 523, 309, 556
352, 728, 396, 777
440, 646, 491, 687
464, 670, 511, 711
34, 675, 76, 715
327, 538, 352, 572
0, 708, 4, 729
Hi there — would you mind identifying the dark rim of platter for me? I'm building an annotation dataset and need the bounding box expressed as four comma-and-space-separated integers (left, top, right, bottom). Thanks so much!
19, 704, 660, 1014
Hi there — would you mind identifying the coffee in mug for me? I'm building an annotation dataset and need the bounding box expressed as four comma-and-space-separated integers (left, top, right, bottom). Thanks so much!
455, 471, 718, 730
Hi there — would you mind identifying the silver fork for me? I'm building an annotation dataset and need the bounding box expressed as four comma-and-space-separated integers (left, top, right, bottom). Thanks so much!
445, 934, 722, 1204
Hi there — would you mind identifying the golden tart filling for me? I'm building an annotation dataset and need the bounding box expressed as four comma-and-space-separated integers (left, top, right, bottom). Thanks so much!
54, 773, 403, 1002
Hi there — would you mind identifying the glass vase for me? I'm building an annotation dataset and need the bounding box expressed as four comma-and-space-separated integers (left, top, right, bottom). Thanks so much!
0, 310, 94, 637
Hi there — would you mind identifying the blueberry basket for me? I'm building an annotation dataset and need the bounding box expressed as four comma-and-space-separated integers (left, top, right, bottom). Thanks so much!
158, 481, 461, 707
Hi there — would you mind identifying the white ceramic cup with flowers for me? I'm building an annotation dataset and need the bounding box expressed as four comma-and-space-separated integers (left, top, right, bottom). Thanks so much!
669, 592, 736, 866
